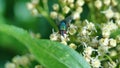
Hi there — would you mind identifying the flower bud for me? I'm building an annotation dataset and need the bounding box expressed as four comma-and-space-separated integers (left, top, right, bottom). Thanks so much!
76, 0, 85, 7
50, 11, 58, 19
69, 43, 77, 49
109, 38, 116, 47
76, 7, 83, 14
5, 62, 16, 68
27, 2, 35, 10
94, 0, 102, 9
91, 58, 101, 68
52, 4, 59, 11
62, 6, 70, 14
103, 0, 111, 6
72, 12, 80, 20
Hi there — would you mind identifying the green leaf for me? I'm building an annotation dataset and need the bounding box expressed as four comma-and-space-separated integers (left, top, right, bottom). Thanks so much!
0, 24, 91, 68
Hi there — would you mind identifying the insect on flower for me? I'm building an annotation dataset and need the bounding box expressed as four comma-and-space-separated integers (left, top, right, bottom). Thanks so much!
56, 15, 73, 36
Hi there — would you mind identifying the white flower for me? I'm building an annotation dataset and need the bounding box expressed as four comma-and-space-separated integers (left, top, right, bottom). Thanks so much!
102, 29, 110, 38
62, 6, 70, 14
12, 55, 29, 66
108, 61, 117, 68
58, 14, 65, 21
99, 38, 109, 46
91, 58, 101, 68
67, 0, 74, 4
32, 8, 38, 16
76, 0, 85, 7
5, 62, 16, 68
107, 20, 118, 31
31, 0, 39, 4
20, 56, 30, 65
50, 32, 59, 41
101, 7, 114, 19
94, 0, 102, 9
84, 46, 93, 56
109, 38, 116, 47
110, 50, 117, 57
111, 0, 118, 6
60, 34, 70, 42
12, 55, 21, 64
72, 12, 80, 20
102, 21, 118, 37
86, 21, 96, 31
81, 27, 88, 36
85, 57, 91, 63
27, 2, 35, 10
69, 43, 77, 49
68, 24, 77, 35
61, 40, 67, 45
50, 11, 58, 19
68, 28, 77, 35
114, 12, 120, 19
52, 4, 59, 11
98, 45, 109, 55
35, 65, 43, 68
91, 36, 99, 47
83, 53, 91, 63
60, 0, 67, 4
103, 0, 111, 6
76, 7, 83, 14
69, 3, 74, 8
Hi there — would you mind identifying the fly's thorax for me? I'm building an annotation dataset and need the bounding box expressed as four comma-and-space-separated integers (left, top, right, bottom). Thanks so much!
59, 21, 67, 30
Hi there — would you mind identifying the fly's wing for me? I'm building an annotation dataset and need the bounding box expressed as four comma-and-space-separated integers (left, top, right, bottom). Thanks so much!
64, 15, 73, 27
65, 15, 73, 23
55, 15, 73, 28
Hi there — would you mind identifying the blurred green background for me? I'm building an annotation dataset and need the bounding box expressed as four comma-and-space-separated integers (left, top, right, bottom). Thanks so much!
0, 0, 58, 67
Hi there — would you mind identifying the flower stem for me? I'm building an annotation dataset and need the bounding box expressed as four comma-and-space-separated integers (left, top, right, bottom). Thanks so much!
36, 6, 58, 31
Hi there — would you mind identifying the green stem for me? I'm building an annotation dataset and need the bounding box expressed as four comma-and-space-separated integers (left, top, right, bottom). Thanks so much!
42, 0, 49, 12
88, 1, 96, 22
105, 55, 113, 63
36, 6, 58, 31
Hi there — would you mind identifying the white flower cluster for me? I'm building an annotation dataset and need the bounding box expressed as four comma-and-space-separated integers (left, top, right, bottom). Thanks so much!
94, 0, 118, 9
81, 20, 96, 36
49, 17, 119, 67
102, 7, 115, 19
26, 0, 120, 67
50, 24, 77, 49
27, 0, 39, 16
50, 0, 85, 20
82, 42, 101, 68
5, 54, 35, 68
102, 20, 118, 38
68, 24, 77, 35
